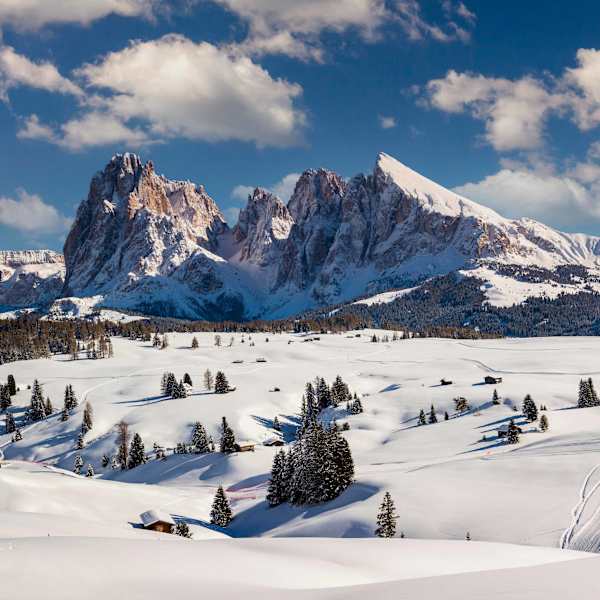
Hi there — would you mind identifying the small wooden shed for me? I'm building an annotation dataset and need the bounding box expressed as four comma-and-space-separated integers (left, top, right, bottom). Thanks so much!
140, 510, 175, 533
235, 441, 256, 452
484, 375, 503, 384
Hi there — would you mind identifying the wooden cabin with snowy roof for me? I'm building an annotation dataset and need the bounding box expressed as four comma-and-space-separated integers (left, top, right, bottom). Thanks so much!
140, 510, 175, 533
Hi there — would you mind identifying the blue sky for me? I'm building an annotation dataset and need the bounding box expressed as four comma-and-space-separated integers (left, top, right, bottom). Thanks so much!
2, 0, 600, 250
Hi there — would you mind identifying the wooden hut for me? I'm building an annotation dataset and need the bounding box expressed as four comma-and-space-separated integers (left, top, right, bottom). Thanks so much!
140, 510, 175, 533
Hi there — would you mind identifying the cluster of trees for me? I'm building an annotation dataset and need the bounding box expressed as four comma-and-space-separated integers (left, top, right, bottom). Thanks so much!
267, 421, 354, 506
160, 372, 188, 398
418, 404, 449, 425
578, 378, 600, 408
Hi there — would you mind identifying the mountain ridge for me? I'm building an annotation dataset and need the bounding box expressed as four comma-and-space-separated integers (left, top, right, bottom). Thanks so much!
3, 151, 600, 321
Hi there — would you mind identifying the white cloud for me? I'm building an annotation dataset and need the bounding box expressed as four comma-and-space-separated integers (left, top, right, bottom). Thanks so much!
214, 0, 475, 61
16, 114, 56, 141
70, 35, 305, 148
424, 70, 564, 151
454, 157, 600, 231
421, 48, 600, 153
0, 189, 72, 233
379, 115, 397, 129
0, 0, 155, 30
0, 45, 82, 101
231, 185, 255, 202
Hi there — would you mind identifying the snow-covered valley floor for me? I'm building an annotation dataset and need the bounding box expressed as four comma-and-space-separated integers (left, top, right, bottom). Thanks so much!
3, 332, 600, 598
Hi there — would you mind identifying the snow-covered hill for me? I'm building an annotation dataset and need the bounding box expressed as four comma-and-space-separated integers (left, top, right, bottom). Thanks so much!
3, 333, 600, 598
6, 152, 600, 320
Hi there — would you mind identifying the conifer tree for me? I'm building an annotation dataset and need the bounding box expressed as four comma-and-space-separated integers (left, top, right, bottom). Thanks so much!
82, 402, 93, 433
166, 373, 177, 397
7, 375, 16, 396
64, 384, 78, 412
316, 377, 331, 411
0, 385, 11, 412
375, 492, 397, 538
28, 379, 46, 422
214, 371, 229, 394
85, 464, 95, 477
5, 412, 15, 434
578, 379, 592, 408
204, 369, 214, 391
444, 411, 449, 421
331, 375, 346, 407
428, 404, 438, 424
60, 406, 69, 422
588, 378, 600, 406
350, 395, 363, 415
73, 454, 83, 475
507, 419, 520, 444
266, 450, 287, 506
173, 521, 192, 538
128, 432, 147, 468
522, 394, 538, 422
183, 373, 193, 387
45, 397, 53, 415
210, 485, 233, 527
492, 389, 500, 404
77, 433, 85, 449
273, 416, 281, 431
191, 337, 199, 349
101, 454, 110, 468
418, 409, 426, 426
13, 428, 22, 441
219, 417, 236, 453
116, 420, 130, 470
160, 372, 169, 395
540, 414, 549, 432
191, 421, 211, 453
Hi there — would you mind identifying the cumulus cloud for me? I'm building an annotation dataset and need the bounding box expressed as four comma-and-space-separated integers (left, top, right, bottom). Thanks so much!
0, 45, 82, 101
421, 48, 600, 153
70, 35, 305, 147
454, 153, 600, 231
0, 0, 155, 30
215, 0, 475, 61
231, 184, 255, 202
0, 189, 72, 234
379, 115, 397, 129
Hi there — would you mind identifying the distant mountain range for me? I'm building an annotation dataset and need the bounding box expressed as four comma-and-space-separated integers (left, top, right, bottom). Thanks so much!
3, 151, 600, 324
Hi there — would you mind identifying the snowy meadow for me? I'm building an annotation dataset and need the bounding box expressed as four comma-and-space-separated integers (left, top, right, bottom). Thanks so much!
3, 331, 600, 598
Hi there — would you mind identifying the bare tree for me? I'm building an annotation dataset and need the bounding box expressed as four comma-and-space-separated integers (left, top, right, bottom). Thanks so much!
204, 369, 214, 391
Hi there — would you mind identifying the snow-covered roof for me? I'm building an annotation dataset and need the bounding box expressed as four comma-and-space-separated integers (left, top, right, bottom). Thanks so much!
140, 510, 175, 527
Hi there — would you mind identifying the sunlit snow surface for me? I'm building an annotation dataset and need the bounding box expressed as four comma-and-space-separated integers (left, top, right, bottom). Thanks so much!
3, 332, 600, 598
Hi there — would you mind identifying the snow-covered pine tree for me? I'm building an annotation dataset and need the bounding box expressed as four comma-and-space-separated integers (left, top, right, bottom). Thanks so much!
101, 454, 110, 468
444, 411, 449, 421
418, 409, 426, 426
64, 384, 78, 411
540, 414, 549, 432
45, 397, 53, 415
219, 417, 236, 453
350, 395, 363, 415
116, 420, 130, 470
28, 379, 46, 422
210, 485, 233, 527
578, 379, 591, 408
191, 337, 199, 349
13, 428, 22, 441
7, 375, 16, 396
428, 404, 438, 424
60, 406, 69, 422
273, 416, 281, 431
85, 464, 95, 477
166, 373, 177, 397
4, 413, 16, 434
178, 380, 187, 398
77, 433, 85, 449
73, 454, 83, 475
492, 389, 500, 404
375, 492, 397, 538
266, 450, 286, 506
588, 378, 600, 406
522, 394, 538, 422
128, 432, 147, 468
183, 373, 193, 387
173, 521, 192, 538
316, 377, 331, 411
507, 419, 520, 444
214, 371, 229, 394
82, 402, 93, 433
160, 372, 169, 395
191, 421, 211, 453
330, 375, 346, 407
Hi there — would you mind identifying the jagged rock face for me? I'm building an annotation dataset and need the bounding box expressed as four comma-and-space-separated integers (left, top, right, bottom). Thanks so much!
275, 169, 346, 291
233, 188, 293, 267
8, 150, 600, 321
0, 251, 65, 307
62, 153, 232, 316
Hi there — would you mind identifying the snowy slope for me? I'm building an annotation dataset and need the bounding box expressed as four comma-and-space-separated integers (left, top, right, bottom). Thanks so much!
3, 333, 600, 549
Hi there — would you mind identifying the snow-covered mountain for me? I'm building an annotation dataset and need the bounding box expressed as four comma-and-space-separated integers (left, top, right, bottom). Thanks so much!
6, 151, 600, 320
0, 250, 65, 308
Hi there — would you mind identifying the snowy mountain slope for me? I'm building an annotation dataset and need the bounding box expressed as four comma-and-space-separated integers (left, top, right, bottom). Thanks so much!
0, 250, 65, 308
5, 333, 600, 548
6, 151, 600, 320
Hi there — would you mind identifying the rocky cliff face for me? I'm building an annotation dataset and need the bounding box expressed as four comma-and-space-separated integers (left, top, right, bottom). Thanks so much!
6, 151, 600, 320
